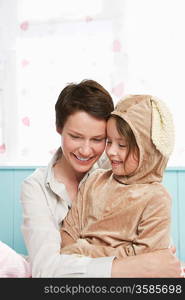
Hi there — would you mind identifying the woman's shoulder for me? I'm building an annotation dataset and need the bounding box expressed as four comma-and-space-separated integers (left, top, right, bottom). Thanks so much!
22, 166, 48, 188
21, 166, 50, 202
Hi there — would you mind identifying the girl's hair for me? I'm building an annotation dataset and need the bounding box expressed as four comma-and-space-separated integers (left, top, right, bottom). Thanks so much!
110, 114, 139, 172
55, 79, 114, 130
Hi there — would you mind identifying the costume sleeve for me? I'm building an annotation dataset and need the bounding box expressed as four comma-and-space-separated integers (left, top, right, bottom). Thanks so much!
125, 187, 171, 256
21, 173, 114, 277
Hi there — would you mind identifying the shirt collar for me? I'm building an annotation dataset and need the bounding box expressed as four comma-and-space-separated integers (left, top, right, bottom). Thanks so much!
45, 147, 62, 187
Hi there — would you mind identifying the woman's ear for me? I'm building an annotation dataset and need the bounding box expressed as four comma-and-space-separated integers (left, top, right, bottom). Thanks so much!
56, 127, 62, 135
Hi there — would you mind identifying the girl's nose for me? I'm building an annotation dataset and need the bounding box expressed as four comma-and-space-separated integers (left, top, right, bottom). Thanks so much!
106, 144, 118, 156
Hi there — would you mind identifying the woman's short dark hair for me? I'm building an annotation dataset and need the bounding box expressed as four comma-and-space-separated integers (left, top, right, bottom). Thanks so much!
55, 79, 114, 130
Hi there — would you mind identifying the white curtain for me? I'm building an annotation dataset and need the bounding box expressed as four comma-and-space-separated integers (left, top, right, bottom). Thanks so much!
0, 0, 18, 162
0, 0, 185, 166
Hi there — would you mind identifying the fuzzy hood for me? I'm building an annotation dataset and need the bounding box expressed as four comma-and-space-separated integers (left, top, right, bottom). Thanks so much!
111, 95, 175, 185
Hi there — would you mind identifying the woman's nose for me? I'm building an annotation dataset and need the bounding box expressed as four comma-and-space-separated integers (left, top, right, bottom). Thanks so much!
78, 143, 92, 157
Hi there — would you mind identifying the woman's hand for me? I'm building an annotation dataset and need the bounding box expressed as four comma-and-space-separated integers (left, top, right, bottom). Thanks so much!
111, 248, 182, 278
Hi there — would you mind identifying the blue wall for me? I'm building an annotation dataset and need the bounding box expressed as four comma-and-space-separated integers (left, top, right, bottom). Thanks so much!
0, 166, 184, 262
0, 167, 37, 255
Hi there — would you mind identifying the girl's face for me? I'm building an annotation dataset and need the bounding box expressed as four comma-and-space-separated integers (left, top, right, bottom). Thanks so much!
59, 111, 106, 175
106, 118, 139, 176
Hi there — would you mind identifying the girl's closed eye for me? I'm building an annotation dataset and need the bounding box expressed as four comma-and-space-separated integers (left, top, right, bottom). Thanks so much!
119, 144, 127, 148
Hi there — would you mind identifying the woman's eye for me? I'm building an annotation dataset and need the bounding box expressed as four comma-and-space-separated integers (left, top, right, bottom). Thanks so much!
93, 138, 105, 142
70, 135, 80, 139
119, 144, 126, 148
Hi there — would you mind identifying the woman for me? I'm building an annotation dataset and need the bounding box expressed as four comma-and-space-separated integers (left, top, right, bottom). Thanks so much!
21, 80, 181, 277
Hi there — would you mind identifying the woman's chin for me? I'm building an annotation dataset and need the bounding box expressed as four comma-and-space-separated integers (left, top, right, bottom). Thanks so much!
71, 156, 97, 173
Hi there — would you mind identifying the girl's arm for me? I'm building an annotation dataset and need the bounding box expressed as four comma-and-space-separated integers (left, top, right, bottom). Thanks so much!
127, 186, 171, 256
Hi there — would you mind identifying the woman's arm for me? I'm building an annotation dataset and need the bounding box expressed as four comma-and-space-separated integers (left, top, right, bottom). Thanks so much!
21, 171, 114, 277
112, 247, 182, 278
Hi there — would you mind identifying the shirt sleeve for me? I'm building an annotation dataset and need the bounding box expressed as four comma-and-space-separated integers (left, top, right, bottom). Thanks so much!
21, 175, 113, 277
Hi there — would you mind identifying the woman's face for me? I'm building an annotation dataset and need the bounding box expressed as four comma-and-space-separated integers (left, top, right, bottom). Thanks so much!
59, 111, 107, 175
106, 118, 139, 176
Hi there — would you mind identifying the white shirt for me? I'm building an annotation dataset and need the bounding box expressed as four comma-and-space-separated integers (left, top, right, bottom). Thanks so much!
21, 148, 114, 277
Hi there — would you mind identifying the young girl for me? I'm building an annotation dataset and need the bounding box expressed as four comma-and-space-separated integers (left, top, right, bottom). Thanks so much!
60, 94, 175, 259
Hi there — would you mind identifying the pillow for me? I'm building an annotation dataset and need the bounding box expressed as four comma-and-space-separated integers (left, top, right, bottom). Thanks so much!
0, 241, 31, 278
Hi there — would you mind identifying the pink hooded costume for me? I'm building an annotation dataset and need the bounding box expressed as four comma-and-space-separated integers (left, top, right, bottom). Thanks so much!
60, 95, 175, 258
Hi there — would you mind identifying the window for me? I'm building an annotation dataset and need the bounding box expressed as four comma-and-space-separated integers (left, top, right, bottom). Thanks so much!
0, 0, 126, 165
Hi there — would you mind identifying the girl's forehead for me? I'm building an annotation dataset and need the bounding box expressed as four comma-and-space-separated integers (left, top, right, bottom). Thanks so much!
107, 120, 126, 140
